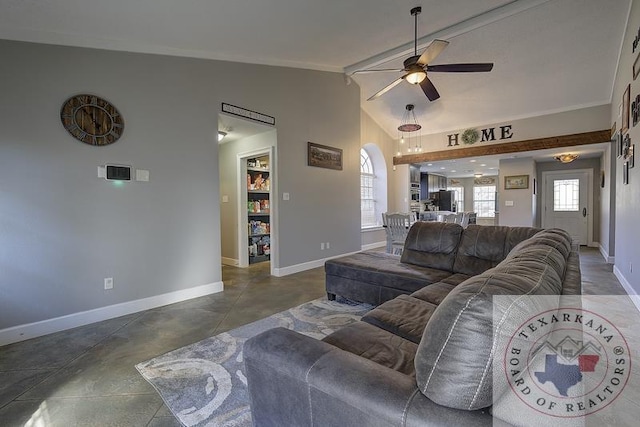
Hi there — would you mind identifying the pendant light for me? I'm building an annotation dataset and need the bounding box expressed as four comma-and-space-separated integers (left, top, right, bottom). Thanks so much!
397, 104, 423, 155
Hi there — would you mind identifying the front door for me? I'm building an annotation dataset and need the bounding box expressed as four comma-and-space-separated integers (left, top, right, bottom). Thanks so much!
542, 171, 589, 245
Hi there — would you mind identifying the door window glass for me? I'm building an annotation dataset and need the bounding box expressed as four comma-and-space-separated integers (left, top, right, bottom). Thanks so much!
553, 179, 579, 211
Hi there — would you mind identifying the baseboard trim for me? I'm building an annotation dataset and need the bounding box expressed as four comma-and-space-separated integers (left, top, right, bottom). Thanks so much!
361, 241, 385, 251
613, 266, 640, 313
221, 257, 239, 266
0, 281, 224, 346
273, 250, 362, 277
598, 244, 615, 264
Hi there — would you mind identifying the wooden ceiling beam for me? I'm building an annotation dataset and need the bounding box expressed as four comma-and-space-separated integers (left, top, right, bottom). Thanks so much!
393, 129, 611, 165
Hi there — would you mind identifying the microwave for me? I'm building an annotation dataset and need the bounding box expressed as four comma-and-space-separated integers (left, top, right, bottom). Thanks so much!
410, 184, 420, 201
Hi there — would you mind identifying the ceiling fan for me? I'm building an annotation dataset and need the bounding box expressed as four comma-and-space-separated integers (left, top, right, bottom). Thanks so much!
354, 7, 494, 102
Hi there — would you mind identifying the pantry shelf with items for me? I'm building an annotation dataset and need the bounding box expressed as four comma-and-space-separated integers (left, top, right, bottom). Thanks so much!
246, 155, 271, 264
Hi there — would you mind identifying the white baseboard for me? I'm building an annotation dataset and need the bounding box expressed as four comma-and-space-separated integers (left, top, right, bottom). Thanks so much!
0, 281, 224, 346
613, 265, 640, 313
598, 244, 615, 264
361, 241, 385, 251
221, 257, 239, 266
273, 250, 362, 277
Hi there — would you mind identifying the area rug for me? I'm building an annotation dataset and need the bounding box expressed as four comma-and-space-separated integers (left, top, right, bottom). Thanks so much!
136, 297, 373, 426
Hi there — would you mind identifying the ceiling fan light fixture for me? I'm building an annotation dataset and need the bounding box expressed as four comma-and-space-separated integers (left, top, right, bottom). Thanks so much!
554, 153, 579, 163
406, 70, 426, 84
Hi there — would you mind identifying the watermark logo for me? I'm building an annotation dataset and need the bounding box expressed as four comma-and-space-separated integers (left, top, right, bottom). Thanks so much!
503, 307, 631, 418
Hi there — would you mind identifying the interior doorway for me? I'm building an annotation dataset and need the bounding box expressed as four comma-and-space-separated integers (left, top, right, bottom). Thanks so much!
237, 148, 275, 271
541, 169, 592, 246
218, 113, 276, 275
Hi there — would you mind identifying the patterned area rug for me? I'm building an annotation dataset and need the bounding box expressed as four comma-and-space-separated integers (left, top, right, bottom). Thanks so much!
136, 297, 372, 426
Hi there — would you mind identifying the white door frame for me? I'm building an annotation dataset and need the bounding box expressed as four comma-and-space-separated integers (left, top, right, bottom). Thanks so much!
237, 146, 277, 275
541, 168, 594, 246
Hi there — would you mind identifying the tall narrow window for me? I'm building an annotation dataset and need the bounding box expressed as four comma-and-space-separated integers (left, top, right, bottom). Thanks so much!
447, 186, 465, 212
553, 179, 580, 211
473, 185, 496, 218
360, 149, 376, 227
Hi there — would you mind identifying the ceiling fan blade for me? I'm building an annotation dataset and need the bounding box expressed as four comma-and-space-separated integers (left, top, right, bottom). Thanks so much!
419, 76, 440, 101
351, 68, 403, 75
426, 63, 494, 73
417, 39, 449, 66
367, 76, 406, 101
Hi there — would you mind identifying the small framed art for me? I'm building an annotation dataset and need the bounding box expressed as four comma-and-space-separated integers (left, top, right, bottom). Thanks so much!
307, 142, 343, 170
504, 175, 529, 190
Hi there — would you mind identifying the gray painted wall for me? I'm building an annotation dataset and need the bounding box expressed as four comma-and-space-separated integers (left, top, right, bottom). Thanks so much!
402, 105, 611, 154
0, 39, 360, 331
498, 158, 536, 227
610, 0, 640, 293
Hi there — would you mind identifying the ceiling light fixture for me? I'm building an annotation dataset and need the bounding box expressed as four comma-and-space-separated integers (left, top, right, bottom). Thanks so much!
555, 153, 579, 163
405, 68, 427, 85
396, 104, 422, 155
474, 173, 483, 178
217, 131, 227, 142
397, 104, 421, 132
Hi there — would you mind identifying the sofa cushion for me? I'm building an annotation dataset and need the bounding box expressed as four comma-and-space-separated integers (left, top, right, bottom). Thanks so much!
361, 295, 438, 344
452, 225, 540, 276
414, 232, 570, 411
410, 282, 456, 305
322, 321, 418, 377
325, 251, 453, 293
505, 228, 572, 278
401, 222, 464, 271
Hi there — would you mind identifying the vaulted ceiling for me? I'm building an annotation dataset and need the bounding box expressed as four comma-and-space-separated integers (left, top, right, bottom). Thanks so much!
0, 0, 630, 149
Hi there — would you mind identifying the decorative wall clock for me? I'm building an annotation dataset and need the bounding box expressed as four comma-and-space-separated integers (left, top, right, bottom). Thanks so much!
60, 94, 124, 146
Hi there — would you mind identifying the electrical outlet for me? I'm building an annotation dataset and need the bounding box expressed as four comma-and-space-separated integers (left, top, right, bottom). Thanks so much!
321, 243, 325, 250
104, 277, 113, 290
326, 242, 330, 249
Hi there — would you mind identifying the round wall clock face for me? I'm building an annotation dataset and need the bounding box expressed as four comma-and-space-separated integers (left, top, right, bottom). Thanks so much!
60, 94, 124, 146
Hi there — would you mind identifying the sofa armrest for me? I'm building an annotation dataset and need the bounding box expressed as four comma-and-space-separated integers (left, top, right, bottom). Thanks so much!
244, 327, 493, 427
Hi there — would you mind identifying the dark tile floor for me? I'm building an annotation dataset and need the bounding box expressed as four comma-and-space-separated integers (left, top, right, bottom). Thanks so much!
0, 247, 630, 426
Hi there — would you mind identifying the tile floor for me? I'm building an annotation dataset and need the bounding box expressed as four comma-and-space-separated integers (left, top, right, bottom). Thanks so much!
0, 247, 632, 426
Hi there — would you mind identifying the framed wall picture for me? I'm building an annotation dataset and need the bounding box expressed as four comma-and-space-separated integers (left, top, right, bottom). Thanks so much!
617, 131, 624, 158
307, 142, 343, 170
504, 175, 529, 190
623, 161, 629, 185
634, 50, 640, 81
622, 84, 631, 134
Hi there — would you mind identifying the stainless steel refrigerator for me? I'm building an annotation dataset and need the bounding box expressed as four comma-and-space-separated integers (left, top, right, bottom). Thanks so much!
437, 190, 455, 211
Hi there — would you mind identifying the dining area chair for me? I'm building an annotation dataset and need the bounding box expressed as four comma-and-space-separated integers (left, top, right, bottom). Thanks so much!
382, 212, 412, 255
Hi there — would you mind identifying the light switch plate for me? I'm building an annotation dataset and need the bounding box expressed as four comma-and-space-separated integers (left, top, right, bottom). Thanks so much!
135, 169, 150, 182
505, 200, 514, 206
283, 192, 290, 201
222, 195, 229, 203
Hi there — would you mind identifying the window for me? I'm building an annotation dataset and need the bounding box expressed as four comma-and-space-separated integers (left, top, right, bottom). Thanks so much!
360, 149, 376, 227
473, 185, 496, 218
447, 186, 464, 212
553, 179, 579, 211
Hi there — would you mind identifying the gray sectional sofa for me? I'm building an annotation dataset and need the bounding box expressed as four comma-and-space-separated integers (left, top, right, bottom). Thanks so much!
244, 223, 581, 426
325, 222, 544, 306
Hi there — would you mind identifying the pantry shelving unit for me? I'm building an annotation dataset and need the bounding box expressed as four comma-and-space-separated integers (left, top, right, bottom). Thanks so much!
246, 155, 271, 264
